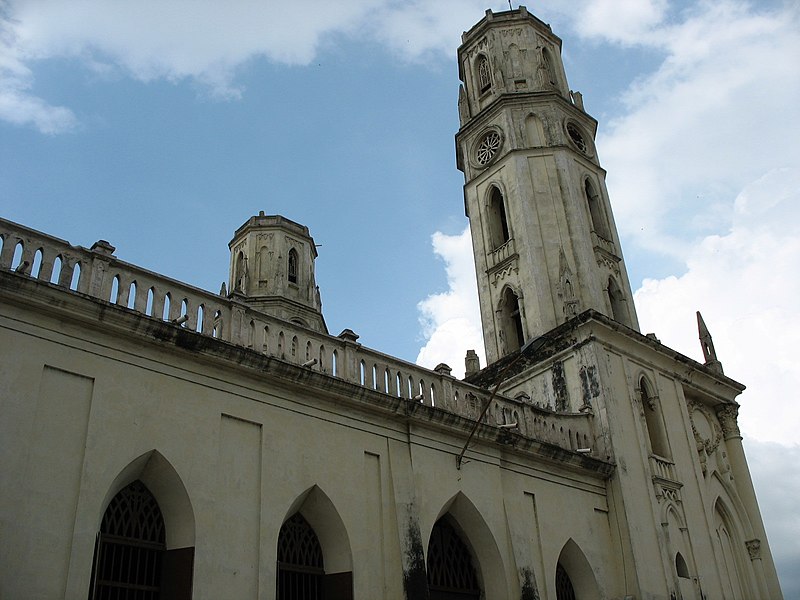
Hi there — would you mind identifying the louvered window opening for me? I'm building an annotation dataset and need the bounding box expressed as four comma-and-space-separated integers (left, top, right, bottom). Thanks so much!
427, 518, 480, 599
90, 480, 165, 600
277, 513, 324, 600
556, 563, 577, 600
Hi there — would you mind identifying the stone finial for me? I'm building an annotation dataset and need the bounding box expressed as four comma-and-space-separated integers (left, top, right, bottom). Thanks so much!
91, 240, 116, 256
337, 328, 360, 343
465, 349, 481, 377
716, 403, 741, 440
697, 311, 723, 374
434, 363, 453, 377
219, 281, 227, 296
570, 90, 584, 111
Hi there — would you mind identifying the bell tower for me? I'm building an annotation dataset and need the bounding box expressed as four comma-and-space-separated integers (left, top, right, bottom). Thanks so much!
228, 212, 327, 332
456, 7, 639, 363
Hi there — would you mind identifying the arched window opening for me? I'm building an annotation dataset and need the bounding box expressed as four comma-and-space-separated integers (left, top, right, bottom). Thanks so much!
196, 305, 205, 333
180, 299, 189, 324
499, 287, 524, 356
306, 341, 313, 361
319, 345, 326, 372
127, 282, 137, 310
10, 241, 24, 271
31, 248, 43, 278
585, 179, 611, 240
288, 248, 298, 284
276, 513, 324, 600
278, 332, 285, 357
146, 288, 155, 316
396, 372, 403, 397
162, 293, 171, 321
331, 350, 338, 377
384, 368, 391, 393
291, 336, 298, 358
430, 383, 436, 407
109, 276, 120, 304
542, 47, 558, 87
263, 325, 270, 353
676, 552, 690, 579
213, 310, 224, 338
88, 480, 165, 600
234, 251, 247, 292
69, 262, 82, 291
477, 55, 491, 93
360, 361, 366, 386
50, 256, 63, 285
714, 500, 748, 600
555, 563, 577, 600
248, 320, 256, 347
372, 364, 379, 390
640, 376, 670, 458
427, 517, 480, 600
607, 277, 629, 326
487, 187, 510, 250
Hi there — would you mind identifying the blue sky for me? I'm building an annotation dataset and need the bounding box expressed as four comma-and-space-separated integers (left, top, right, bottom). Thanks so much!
2, 0, 799, 594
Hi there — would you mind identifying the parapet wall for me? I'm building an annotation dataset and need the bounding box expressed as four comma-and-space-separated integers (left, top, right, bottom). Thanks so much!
0, 217, 607, 463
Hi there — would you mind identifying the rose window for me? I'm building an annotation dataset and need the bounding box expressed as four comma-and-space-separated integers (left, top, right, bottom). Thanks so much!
475, 131, 501, 166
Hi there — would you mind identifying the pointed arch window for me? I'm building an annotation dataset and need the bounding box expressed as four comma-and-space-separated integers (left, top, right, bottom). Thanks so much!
487, 186, 510, 250
89, 480, 165, 599
640, 376, 671, 459
499, 287, 525, 356
477, 55, 491, 93
288, 248, 298, 284
584, 179, 611, 241
277, 513, 324, 600
427, 517, 480, 599
607, 277, 629, 326
542, 47, 558, 87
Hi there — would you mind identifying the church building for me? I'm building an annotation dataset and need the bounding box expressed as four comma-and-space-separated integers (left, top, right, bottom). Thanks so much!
0, 7, 782, 600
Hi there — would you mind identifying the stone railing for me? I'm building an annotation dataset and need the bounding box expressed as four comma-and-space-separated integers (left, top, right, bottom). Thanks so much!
649, 454, 679, 483
0, 217, 602, 458
487, 237, 515, 270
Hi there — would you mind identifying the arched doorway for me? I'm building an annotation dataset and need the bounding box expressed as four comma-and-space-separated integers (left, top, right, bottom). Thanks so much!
89, 480, 165, 599
427, 517, 481, 600
277, 513, 325, 600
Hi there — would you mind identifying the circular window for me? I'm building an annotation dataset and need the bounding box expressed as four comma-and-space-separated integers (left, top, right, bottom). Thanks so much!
566, 122, 589, 155
475, 130, 502, 166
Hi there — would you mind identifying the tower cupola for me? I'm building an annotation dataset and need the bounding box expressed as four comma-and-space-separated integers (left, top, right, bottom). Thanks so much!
228, 213, 327, 333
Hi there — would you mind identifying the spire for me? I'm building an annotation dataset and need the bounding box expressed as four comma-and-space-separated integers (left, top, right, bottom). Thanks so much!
697, 311, 723, 374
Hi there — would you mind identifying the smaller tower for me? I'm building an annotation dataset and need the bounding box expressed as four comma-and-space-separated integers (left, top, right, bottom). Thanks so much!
228, 213, 327, 332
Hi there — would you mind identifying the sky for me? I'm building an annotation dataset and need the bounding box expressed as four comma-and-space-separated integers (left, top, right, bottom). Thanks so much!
1, 0, 798, 594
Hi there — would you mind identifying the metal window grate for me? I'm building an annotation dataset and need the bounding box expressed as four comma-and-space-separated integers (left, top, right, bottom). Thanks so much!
427, 518, 480, 598
277, 513, 324, 600
90, 480, 165, 600
556, 563, 577, 600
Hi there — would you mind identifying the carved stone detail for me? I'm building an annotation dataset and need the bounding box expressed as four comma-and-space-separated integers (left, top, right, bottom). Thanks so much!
746, 538, 762, 560
716, 404, 741, 440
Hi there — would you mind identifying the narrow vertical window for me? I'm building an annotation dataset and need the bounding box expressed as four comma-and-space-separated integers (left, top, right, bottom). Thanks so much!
288, 248, 298, 284
477, 55, 491, 92
555, 563, 577, 600
499, 287, 525, 356
607, 277, 629, 326
585, 179, 611, 240
488, 187, 510, 250
640, 376, 670, 459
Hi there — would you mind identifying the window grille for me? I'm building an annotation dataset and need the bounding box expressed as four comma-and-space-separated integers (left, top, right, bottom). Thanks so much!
478, 57, 492, 92
277, 513, 324, 600
89, 480, 165, 600
288, 249, 298, 284
427, 518, 480, 599
556, 563, 577, 600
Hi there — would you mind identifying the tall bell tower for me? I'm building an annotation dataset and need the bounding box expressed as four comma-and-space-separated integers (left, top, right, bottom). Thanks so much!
456, 7, 639, 363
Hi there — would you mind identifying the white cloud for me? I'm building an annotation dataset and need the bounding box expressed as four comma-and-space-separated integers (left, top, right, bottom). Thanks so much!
600, 1, 800, 255
415, 227, 484, 379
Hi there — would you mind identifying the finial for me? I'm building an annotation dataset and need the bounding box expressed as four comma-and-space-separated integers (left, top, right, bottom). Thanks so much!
696, 311, 723, 374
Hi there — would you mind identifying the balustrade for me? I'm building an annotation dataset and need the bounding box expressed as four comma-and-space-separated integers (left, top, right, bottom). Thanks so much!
1, 217, 601, 457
